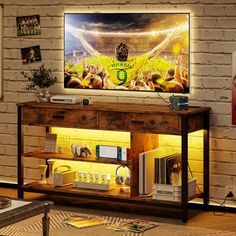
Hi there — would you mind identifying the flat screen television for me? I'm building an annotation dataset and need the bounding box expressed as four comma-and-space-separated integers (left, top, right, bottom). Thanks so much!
64, 12, 190, 93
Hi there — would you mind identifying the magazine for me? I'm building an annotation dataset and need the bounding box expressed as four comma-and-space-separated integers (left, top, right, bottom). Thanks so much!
63, 216, 106, 229
108, 219, 159, 233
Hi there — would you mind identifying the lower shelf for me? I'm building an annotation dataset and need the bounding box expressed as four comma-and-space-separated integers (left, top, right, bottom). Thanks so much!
22, 182, 197, 208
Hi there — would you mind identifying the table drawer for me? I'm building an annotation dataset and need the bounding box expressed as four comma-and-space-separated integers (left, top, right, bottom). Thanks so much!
46, 109, 97, 128
130, 114, 180, 133
98, 111, 133, 131
22, 108, 46, 125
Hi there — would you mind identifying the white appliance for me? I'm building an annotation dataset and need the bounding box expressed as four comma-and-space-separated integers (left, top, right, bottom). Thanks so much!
139, 148, 159, 195
50, 95, 80, 104
54, 170, 75, 186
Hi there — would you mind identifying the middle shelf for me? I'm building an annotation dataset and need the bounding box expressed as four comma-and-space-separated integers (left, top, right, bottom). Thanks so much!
23, 150, 130, 165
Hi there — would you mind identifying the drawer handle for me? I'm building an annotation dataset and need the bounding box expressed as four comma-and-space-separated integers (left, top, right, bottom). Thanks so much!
130, 120, 145, 125
52, 115, 65, 120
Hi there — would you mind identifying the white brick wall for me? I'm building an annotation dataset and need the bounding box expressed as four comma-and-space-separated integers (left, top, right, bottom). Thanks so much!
0, 0, 236, 203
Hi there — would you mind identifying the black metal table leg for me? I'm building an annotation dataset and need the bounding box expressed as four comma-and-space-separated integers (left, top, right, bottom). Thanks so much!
181, 116, 188, 222
203, 111, 210, 209
42, 202, 50, 236
17, 106, 24, 199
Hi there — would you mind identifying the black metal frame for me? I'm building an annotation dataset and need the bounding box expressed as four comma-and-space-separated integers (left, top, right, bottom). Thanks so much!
16, 105, 210, 222
180, 110, 210, 222
17, 106, 24, 198
0, 182, 17, 188
203, 111, 210, 208
181, 115, 188, 222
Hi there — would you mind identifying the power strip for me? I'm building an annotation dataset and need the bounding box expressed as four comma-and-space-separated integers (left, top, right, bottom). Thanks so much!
73, 180, 115, 191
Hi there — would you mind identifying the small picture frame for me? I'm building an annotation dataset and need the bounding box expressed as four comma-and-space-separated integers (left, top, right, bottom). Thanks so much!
16, 15, 41, 36
21, 45, 42, 64
44, 133, 57, 153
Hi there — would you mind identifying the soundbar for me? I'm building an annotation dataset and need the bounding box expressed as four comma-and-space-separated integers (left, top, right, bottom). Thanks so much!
50, 95, 80, 104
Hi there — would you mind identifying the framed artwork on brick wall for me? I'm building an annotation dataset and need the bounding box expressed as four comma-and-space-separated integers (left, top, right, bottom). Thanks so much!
0, 5, 3, 101
232, 51, 236, 125
64, 13, 190, 93
16, 15, 41, 36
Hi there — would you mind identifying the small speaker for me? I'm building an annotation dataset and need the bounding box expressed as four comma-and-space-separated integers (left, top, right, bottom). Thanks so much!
83, 98, 90, 105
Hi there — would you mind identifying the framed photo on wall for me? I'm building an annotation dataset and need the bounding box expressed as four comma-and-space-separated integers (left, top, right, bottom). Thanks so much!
16, 14, 41, 36
21, 45, 42, 64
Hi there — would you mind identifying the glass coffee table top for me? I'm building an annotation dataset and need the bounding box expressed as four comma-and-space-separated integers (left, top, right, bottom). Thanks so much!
0, 198, 53, 236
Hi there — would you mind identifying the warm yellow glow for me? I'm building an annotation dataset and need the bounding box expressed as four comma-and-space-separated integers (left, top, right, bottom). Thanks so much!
51, 127, 202, 178
158, 130, 203, 179
52, 160, 129, 181
51, 127, 130, 153
159, 130, 204, 159
159, 130, 203, 148
185, 32, 189, 47
172, 43, 181, 56
66, 22, 188, 37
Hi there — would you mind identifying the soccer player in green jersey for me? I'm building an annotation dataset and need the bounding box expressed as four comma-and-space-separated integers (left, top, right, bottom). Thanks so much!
75, 28, 182, 89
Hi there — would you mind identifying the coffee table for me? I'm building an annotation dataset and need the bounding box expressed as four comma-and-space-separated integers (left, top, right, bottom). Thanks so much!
0, 199, 53, 236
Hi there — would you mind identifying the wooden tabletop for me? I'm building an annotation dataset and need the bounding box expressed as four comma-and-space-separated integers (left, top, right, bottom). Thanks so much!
17, 101, 210, 116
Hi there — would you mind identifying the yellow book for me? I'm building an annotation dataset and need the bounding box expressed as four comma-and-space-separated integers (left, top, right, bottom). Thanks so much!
63, 216, 106, 229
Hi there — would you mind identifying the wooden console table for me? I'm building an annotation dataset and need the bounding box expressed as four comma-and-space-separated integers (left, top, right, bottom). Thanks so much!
17, 101, 210, 222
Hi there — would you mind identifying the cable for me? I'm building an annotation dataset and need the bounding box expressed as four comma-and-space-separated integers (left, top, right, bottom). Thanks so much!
188, 164, 229, 216
213, 197, 228, 216
157, 92, 169, 104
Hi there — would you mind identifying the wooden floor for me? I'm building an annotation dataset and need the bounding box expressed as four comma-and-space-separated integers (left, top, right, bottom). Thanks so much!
1, 188, 236, 232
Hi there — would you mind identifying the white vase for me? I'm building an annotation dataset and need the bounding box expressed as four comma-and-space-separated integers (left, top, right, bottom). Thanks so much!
35, 87, 50, 102
47, 159, 56, 185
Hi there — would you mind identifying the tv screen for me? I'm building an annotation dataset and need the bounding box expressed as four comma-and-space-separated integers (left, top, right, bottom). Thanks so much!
64, 13, 190, 93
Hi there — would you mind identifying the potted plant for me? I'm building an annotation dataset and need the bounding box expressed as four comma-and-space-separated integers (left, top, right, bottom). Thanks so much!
22, 64, 57, 102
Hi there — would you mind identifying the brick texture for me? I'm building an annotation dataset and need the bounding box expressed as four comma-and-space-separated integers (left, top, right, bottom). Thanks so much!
0, 0, 235, 203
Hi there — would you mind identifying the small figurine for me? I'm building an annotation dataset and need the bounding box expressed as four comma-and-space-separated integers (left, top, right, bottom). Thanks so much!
71, 143, 92, 157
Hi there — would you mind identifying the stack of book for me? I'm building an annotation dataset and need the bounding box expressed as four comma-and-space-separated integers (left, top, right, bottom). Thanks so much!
139, 148, 159, 195
139, 149, 182, 195
154, 153, 182, 186
152, 153, 196, 202
138, 149, 196, 201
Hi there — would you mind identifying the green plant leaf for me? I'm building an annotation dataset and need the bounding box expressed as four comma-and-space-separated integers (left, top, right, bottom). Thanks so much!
22, 64, 58, 90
